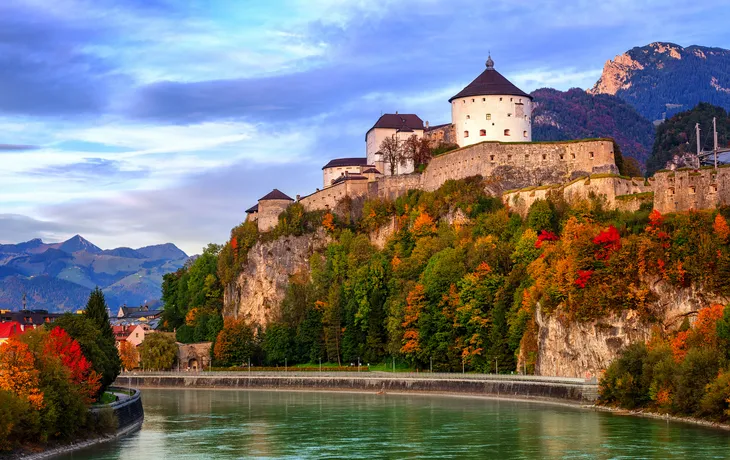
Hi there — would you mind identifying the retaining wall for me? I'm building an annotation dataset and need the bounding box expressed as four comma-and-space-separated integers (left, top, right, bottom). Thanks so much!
116, 373, 598, 404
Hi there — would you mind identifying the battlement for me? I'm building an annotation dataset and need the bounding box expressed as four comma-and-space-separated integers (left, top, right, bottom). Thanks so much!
652, 167, 730, 213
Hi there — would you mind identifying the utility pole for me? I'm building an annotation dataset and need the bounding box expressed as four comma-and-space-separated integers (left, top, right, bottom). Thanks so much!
696, 123, 702, 169
714, 117, 719, 169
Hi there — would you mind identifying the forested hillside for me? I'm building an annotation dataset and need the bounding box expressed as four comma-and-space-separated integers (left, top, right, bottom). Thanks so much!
646, 103, 730, 175
532, 88, 654, 166
590, 42, 730, 121
172, 176, 730, 383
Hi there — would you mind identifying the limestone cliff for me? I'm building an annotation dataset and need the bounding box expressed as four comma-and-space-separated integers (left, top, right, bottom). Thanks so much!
588, 42, 730, 121
223, 230, 330, 327
534, 280, 729, 378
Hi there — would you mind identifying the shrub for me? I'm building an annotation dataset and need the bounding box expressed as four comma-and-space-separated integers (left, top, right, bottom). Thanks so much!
139, 334, 178, 370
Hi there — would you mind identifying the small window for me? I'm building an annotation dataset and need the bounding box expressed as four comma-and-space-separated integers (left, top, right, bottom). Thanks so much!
490, 155, 495, 161
486, 114, 491, 120
472, 98, 475, 102
589, 152, 594, 159
510, 98, 513, 102
519, 99, 522, 103
667, 188, 675, 196
480, 129, 486, 136
542, 154, 547, 160
525, 154, 529, 159
466, 115, 470, 119
482, 98, 486, 101
504, 129, 511, 136
499, 97, 503, 101
464, 131, 469, 138
711, 184, 718, 193
689, 186, 696, 194
463, 100, 466, 104
507, 113, 512, 117
571, 153, 576, 159
559, 154, 564, 160
523, 131, 528, 137
507, 154, 512, 160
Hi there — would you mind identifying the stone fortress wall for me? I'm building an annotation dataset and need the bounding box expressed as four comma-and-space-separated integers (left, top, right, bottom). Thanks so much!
257, 199, 293, 232
652, 167, 730, 214
291, 139, 620, 221
505, 175, 653, 217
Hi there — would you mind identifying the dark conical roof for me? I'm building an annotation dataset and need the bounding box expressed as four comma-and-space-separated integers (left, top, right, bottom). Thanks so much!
449, 59, 531, 102
259, 189, 294, 202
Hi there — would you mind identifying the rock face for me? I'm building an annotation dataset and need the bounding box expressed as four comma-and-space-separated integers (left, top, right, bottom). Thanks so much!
535, 280, 729, 378
588, 42, 730, 121
223, 230, 330, 327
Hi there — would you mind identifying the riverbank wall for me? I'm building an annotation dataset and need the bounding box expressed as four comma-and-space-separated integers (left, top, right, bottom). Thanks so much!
116, 372, 598, 405
16, 388, 144, 460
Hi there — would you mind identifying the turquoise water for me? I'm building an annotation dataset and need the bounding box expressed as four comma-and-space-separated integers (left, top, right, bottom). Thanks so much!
60, 389, 730, 459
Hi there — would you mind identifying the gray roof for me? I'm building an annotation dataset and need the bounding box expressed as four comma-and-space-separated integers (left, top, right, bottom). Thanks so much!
246, 204, 259, 213
259, 189, 294, 202
449, 59, 532, 102
322, 158, 368, 170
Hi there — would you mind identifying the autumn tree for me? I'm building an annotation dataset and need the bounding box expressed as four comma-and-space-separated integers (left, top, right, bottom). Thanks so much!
214, 319, 257, 367
403, 135, 432, 167
119, 341, 140, 371
0, 338, 43, 410
139, 333, 177, 370
401, 284, 426, 360
43, 327, 101, 403
379, 136, 406, 176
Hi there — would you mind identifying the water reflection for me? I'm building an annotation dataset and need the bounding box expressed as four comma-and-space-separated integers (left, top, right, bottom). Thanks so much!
59, 389, 730, 459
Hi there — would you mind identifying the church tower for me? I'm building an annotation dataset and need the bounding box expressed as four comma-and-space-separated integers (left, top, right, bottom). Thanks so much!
449, 56, 532, 147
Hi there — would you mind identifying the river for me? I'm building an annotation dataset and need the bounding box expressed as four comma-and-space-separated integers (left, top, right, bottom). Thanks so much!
59, 389, 730, 459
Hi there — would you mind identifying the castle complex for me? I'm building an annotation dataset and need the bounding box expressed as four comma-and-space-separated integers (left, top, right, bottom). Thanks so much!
245, 57, 726, 232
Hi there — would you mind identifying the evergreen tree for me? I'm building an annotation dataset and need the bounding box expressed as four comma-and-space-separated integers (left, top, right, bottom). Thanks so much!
82, 288, 120, 393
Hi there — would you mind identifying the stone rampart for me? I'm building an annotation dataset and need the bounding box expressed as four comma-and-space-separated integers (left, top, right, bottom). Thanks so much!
375, 174, 422, 200
504, 174, 653, 217
653, 167, 730, 214
421, 139, 617, 192
299, 179, 369, 212
258, 199, 292, 232
115, 373, 598, 404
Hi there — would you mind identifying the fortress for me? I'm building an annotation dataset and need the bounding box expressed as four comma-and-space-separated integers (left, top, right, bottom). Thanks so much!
245, 57, 726, 231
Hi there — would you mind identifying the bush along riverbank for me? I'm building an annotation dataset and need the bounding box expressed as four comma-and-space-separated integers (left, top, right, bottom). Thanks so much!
0, 289, 122, 454
600, 303, 730, 423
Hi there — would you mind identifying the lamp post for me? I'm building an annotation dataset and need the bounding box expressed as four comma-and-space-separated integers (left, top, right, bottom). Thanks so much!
430, 357, 433, 373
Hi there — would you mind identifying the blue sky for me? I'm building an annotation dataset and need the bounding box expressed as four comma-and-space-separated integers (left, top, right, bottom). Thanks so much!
2, 0, 730, 255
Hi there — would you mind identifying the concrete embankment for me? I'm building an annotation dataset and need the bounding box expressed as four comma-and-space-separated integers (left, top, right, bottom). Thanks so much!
116, 372, 598, 405
17, 387, 144, 460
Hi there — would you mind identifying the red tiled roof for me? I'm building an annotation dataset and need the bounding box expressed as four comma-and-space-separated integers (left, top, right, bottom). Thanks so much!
0, 321, 22, 339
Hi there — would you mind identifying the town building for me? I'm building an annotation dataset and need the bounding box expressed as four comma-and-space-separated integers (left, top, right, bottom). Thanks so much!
0, 321, 23, 345
322, 158, 375, 188
113, 324, 151, 348
0, 309, 62, 329
366, 113, 425, 176
114, 304, 163, 329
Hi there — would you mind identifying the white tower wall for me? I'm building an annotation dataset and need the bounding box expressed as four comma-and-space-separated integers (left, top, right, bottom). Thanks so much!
451, 95, 532, 147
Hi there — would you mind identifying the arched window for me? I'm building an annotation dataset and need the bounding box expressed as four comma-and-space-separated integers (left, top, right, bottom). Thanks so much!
464, 131, 469, 138
466, 115, 470, 119
504, 129, 511, 136
523, 131, 528, 137
486, 114, 491, 120
480, 129, 486, 136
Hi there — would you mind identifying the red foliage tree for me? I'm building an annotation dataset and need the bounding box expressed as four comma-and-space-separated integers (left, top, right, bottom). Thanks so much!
535, 230, 559, 248
593, 225, 621, 260
574, 270, 594, 288
43, 327, 101, 403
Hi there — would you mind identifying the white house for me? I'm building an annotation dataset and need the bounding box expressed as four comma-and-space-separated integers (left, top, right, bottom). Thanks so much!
449, 56, 533, 147
365, 113, 425, 176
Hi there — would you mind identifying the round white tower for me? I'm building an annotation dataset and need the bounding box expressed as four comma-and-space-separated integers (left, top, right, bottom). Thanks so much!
450, 56, 532, 147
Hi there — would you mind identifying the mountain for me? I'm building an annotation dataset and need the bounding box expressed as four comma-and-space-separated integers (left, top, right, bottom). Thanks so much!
0, 236, 189, 312
136, 243, 188, 261
531, 87, 655, 164
58, 234, 103, 254
646, 103, 730, 175
589, 42, 730, 122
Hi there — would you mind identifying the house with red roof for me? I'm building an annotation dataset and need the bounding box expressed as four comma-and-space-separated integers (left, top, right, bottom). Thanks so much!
0, 321, 23, 345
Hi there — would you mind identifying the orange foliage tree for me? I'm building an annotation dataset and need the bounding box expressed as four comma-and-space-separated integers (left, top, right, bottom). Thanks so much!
412, 211, 436, 237
119, 341, 140, 371
322, 212, 336, 232
401, 284, 426, 358
715, 214, 730, 242
0, 338, 43, 410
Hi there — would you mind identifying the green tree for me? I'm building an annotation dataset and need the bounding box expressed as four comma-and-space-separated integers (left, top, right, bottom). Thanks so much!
139, 333, 178, 370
